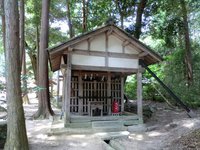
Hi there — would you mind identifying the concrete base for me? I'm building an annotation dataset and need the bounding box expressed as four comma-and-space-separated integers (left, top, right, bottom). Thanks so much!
94, 131, 130, 140
127, 124, 146, 132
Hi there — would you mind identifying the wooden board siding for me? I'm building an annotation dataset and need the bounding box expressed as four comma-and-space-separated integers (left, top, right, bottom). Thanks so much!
72, 54, 105, 67
108, 57, 138, 69
90, 33, 105, 51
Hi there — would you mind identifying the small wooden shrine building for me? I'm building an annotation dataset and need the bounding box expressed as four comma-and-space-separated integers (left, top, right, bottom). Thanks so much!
48, 24, 162, 128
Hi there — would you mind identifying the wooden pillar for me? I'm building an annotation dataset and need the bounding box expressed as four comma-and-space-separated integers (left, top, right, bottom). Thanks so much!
107, 73, 111, 115
56, 71, 60, 107
105, 32, 108, 67
78, 74, 83, 115
137, 68, 143, 123
62, 70, 66, 118
121, 76, 124, 113
64, 53, 72, 127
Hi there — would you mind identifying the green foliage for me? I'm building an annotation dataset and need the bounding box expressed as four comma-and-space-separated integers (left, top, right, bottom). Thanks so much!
125, 75, 137, 100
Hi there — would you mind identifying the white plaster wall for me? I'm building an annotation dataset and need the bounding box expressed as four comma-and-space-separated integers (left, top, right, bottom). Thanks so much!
124, 45, 139, 54
72, 54, 105, 66
90, 34, 106, 52
108, 57, 138, 69
108, 35, 123, 53
74, 40, 88, 50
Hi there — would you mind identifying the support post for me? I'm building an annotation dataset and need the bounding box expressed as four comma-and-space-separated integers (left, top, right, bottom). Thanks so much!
121, 76, 124, 113
137, 68, 143, 123
64, 53, 72, 127
78, 74, 83, 115
107, 73, 111, 115
56, 71, 60, 107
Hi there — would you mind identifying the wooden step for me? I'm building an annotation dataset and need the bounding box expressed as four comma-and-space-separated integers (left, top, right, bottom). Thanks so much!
69, 122, 92, 128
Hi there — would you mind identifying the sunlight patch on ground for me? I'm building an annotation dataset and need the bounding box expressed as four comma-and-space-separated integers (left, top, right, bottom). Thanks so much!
182, 122, 194, 128
94, 132, 108, 136
148, 131, 162, 137
36, 134, 48, 139
71, 134, 86, 138
69, 142, 88, 147
129, 134, 144, 141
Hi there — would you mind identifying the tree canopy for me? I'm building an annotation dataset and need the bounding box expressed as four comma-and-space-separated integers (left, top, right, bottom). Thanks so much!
1, 0, 200, 116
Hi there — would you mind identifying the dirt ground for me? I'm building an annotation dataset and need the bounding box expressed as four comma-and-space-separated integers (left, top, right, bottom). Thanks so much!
23, 95, 200, 150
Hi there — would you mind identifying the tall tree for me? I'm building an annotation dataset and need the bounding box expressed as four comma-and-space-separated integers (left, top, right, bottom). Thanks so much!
115, 0, 136, 29
19, 0, 24, 67
4, 0, 29, 149
82, 0, 88, 33
66, 0, 73, 38
180, 0, 193, 85
134, 0, 148, 39
34, 0, 54, 118
20, 0, 29, 103
0, 0, 5, 53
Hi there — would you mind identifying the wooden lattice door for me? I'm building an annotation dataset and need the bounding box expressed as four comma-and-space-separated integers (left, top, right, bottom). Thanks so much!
82, 78, 108, 115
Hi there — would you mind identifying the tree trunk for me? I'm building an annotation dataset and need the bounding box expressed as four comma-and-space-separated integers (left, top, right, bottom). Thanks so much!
82, 0, 87, 33
4, 0, 29, 149
20, 0, 29, 104
180, 0, 193, 85
19, 0, 24, 68
25, 42, 37, 81
34, 0, 54, 118
66, 0, 73, 38
134, 0, 148, 39
115, 0, 124, 29
0, 0, 5, 54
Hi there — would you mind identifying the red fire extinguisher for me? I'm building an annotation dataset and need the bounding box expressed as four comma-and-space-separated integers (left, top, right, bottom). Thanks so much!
112, 100, 119, 113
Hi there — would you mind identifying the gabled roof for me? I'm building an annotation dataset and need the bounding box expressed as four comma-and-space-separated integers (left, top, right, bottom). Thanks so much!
48, 24, 162, 72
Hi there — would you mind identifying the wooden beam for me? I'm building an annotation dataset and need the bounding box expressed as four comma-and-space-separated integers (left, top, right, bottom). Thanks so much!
87, 39, 91, 51
72, 65, 138, 73
139, 52, 148, 57
137, 67, 143, 123
113, 32, 141, 52
105, 32, 108, 67
122, 40, 130, 47
106, 28, 113, 36
121, 76, 124, 112
68, 47, 73, 51
64, 53, 72, 126
63, 48, 139, 59
88, 37, 95, 42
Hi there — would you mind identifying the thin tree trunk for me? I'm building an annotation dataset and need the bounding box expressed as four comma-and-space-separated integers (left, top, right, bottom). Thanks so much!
20, 0, 29, 104
19, 0, 24, 69
82, 0, 87, 33
180, 0, 193, 85
0, 0, 5, 54
66, 0, 73, 38
115, 0, 124, 29
34, 0, 54, 118
4, 0, 29, 149
134, 0, 148, 39
25, 42, 37, 81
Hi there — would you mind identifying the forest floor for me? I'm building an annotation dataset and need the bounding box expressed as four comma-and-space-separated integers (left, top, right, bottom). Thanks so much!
23, 94, 200, 150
